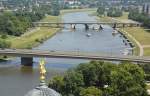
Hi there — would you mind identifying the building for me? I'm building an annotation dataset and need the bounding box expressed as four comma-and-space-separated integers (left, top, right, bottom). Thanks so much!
64, 0, 81, 8
138, 6, 143, 13
25, 81, 61, 96
24, 59, 61, 96
0, 1, 5, 11
143, 3, 150, 16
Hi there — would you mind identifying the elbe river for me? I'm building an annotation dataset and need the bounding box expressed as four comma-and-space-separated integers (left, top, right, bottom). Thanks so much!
0, 12, 132, 96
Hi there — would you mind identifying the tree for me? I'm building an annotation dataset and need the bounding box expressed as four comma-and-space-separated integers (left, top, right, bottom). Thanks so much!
49, 61, 148, 96
80, 86, 102, 96
0, 10, 45, 36
128, 9, 150, 28
107, 7, 123, 17
49, 76, 65, 93
107, 67, 147, 96
97, 6, 105, 16
63, 70, 84, 96
76, 61, 116, 88
120, 62, 145, 86
51, 0, 60, 16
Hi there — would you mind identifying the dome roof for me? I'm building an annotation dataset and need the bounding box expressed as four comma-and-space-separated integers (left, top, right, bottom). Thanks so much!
25, 81, 61, 96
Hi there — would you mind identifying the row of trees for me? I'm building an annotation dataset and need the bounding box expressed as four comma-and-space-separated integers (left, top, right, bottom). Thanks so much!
49, 61, 148, 96
128, 9, 150, 28
0, 11, 45, 36
97, 6, 105, 16
107, 7, 123, 17
97, 7, 123, 17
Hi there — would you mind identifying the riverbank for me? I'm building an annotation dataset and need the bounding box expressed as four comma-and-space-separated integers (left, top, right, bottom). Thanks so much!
2, 15, 60, 49
0, 15, 61, 60
98, 12, 150, 56
0, 8, 97, 60
8, 8, 96, 49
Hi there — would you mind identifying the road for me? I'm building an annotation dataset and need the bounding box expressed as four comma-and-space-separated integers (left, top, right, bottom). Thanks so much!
0, 49, 150, 63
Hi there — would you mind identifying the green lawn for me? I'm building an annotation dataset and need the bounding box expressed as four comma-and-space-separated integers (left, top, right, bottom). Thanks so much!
98, 16, 115, 22
118, 28, 140, 56
41, 15, 61, 22
120, 27, 150, 56
61, 8, 96, 15
10, 27, 59, 49
144, 48, 150, 56
115, 12, 129, 20
122, 27, 150, 45
98, 12, 129, 23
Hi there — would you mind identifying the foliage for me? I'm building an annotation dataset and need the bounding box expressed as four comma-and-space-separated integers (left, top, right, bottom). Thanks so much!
1, 34, 8, 39
128, 9, 150, 28
0, 39, 11, 49
139, 63, 150, 81
0, 1, 57, 36
49, 76, 65, 93
51, 0, 60, 16
107, 7, 123, 17
49, 61, 147, 96
106, 62, 146, 96
139, 64, 150, 74
49, 71, 84, 96
0, 11, 45, 36
97, 6, 105, 16
80, 86, 102, 96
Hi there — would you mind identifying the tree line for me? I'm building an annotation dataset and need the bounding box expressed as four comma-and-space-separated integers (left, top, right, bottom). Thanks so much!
0, 11, 44, 36
107, 7, 123, 17
97, 7, 123, 17
0, 0, 60, 49
128, 9, 150, 28
0, 11, 44, 48
49, 61, 148, 96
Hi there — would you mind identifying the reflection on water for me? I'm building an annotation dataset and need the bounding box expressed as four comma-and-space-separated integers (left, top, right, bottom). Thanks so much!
0, 12, 132, 96
0, 65, 64, 96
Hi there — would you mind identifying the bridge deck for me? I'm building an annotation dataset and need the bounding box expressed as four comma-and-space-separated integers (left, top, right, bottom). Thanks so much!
33, 22, 141, 25
0, 49, 150, 63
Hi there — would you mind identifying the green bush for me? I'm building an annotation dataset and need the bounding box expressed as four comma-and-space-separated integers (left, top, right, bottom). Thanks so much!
0, 39, 11, 48
1, 34, 8, 39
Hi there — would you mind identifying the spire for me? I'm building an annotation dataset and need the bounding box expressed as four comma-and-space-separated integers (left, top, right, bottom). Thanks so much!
24, 58, 62, 96
39, 58, 46, 82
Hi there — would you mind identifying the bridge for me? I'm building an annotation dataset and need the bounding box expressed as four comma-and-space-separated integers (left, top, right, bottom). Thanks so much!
0, 49, 150, 66
33, 22, 142, 29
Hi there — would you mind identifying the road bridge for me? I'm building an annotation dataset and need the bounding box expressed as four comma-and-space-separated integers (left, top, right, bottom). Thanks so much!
33, 22, 142, 29
0, 49, 149, 66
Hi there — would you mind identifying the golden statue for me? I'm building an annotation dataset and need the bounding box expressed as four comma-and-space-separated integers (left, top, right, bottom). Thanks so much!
39, 59, 46, 81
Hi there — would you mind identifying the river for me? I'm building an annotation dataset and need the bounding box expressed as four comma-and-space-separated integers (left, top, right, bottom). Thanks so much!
0, 12, 132, 96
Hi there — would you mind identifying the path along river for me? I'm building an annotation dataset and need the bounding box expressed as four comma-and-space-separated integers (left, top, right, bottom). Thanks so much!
0, 12, 132, 96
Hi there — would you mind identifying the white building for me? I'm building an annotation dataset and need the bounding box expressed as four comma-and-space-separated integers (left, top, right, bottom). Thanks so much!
143, 3, 150, 16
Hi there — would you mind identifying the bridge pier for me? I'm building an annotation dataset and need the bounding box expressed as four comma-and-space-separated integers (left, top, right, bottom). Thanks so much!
99, 25, 103, 30
71, 24, 76, 29
21, 57, 33, 66
122, 24, 125, 27
85, 24, 89, 30
56, 24, 61, 28
113, 23, 117, 29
